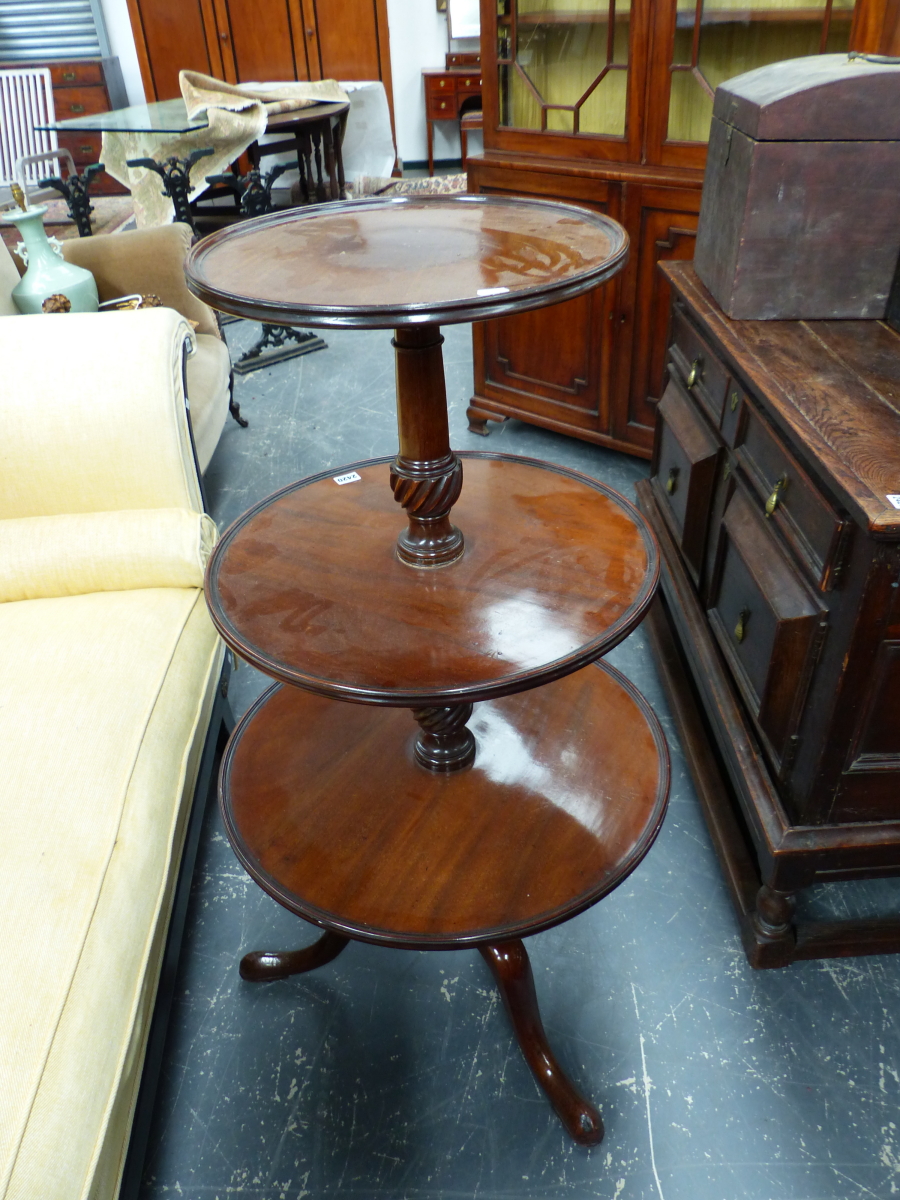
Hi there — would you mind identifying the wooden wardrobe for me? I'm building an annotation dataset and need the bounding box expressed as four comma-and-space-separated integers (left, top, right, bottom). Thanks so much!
126, 0, 394, 119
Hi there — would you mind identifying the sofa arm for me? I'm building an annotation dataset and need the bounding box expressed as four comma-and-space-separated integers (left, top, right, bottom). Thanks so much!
61, 224, 221, 338
0, 308, 204, 519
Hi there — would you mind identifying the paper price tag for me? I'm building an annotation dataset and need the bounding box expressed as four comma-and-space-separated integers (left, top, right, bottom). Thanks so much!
887, 494, 900, 510
333, 471, 362, 486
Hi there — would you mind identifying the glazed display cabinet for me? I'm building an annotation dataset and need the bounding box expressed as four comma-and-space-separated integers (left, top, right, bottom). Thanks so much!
467, 0, 900, 456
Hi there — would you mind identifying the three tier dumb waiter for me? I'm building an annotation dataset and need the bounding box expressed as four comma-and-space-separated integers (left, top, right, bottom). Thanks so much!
186, 195, 670, 1146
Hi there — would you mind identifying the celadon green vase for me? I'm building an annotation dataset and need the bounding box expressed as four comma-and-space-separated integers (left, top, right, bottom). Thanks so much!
2, 206, 98, 314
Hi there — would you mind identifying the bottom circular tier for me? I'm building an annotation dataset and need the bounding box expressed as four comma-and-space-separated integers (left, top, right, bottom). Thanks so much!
221, 661, 669, 948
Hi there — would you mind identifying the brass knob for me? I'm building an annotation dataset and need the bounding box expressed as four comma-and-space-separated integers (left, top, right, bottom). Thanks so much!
665, 467, 679, 495
734, 608, 750, 643
220, 29, 228, 39
730, 390, 739, 412
440, 102, 447, 109
440, 80, 446, 87
765, 474, 788, 518
687, 357, 702, 388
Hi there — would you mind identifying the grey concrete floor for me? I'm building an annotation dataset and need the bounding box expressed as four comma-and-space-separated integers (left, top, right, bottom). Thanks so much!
141, 320, 900, 1200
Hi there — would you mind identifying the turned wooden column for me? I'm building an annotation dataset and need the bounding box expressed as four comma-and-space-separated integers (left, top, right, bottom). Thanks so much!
390, 324, 464, 568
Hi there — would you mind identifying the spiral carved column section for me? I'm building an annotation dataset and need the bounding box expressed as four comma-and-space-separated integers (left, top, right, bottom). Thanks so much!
412, 702, 476, 772
391, 324, 465, 567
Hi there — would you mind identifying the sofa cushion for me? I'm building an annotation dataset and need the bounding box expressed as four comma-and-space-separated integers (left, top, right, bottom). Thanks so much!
0, 509, 217, 602
0, 588, 222, 1199
0, 310, 202, 519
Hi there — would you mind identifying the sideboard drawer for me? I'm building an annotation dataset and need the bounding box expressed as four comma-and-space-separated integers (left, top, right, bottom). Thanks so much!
736, 402, 848, 590
427, 93, 455, 118
669, 308, 730, 426
708, 483, 826, 775
49, 61, 104, 87
652, 376, 721, 583
55, 85, 109, 119
721, 380, 745, 447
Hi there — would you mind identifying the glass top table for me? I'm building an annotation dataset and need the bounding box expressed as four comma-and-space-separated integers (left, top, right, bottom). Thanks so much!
35, 97, 349, 136
35, 98, 209, 135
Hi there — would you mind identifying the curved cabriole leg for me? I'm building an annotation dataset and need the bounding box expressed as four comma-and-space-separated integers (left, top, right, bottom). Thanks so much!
240, 930, 350, 982
480, 940, 604, 1147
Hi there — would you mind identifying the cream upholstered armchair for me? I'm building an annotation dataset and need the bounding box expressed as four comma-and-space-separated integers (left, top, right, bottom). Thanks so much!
0, 221, 234, 473
0, 307, 226, 1199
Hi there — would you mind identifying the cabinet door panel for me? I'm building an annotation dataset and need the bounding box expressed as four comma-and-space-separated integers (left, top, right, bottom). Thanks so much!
134, 0, 217, 99
620, 188, 700, 450
486, 293, 600, 415
474, 177, 619, 440
310, 0, 383, 79
221, 0, 301, 82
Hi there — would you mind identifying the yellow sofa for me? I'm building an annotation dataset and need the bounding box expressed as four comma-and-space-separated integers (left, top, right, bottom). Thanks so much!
0, 308, 226, 1200
0, 223, 232, 473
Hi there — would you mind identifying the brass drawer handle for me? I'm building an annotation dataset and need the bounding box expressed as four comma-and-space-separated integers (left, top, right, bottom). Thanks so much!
79, 144, 93, 155
62, 70, 76, 82
765, 474, 788, 518
665, 466, 679, 495
687, 357, 703, 388
70, 103, 85, 113
730, 390, 739, 412
734, 608, 750, 643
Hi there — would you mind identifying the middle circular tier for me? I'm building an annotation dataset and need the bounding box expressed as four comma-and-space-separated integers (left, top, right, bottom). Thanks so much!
206, 452, 659, 705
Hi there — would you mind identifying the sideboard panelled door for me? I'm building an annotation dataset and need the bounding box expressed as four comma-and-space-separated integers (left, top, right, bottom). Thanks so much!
475, 179, 622, 442
611, 184, 701, 453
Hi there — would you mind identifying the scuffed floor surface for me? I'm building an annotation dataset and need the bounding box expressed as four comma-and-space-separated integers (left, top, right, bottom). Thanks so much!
141, 322, 900, 1200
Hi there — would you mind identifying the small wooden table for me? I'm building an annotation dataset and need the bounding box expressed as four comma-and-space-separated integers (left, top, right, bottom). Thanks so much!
186, 195, 669, 1146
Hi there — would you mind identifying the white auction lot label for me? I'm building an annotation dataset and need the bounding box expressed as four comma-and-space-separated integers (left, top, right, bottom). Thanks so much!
887, 494, 900, 510
333, 471, 362, 485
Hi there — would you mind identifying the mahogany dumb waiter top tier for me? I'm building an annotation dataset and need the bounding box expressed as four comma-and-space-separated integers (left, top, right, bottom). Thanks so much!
184, 195, 669, 1149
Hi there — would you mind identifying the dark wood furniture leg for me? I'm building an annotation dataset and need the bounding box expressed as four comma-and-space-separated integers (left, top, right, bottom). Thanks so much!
480, 941, 604, 1147
240, 930, 350, 981
466, 402, 508, 436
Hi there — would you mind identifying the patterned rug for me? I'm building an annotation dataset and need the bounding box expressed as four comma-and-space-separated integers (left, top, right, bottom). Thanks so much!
1, 196, 134, 256
347, 173, 468, 199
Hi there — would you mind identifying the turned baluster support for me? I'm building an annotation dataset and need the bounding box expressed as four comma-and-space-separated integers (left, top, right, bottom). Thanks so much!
751, 883, 797, 956
412, 702, 475, 772
391, 324, 465, 568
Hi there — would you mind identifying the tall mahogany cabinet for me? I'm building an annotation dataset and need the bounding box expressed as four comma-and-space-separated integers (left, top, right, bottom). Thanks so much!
466, 0, 900, 458
125, 0, 394, 121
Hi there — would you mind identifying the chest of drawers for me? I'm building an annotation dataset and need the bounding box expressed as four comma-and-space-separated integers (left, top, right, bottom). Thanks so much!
422, 68, 482, 175
636, 262, 900, 967
48, 58, 126, 195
